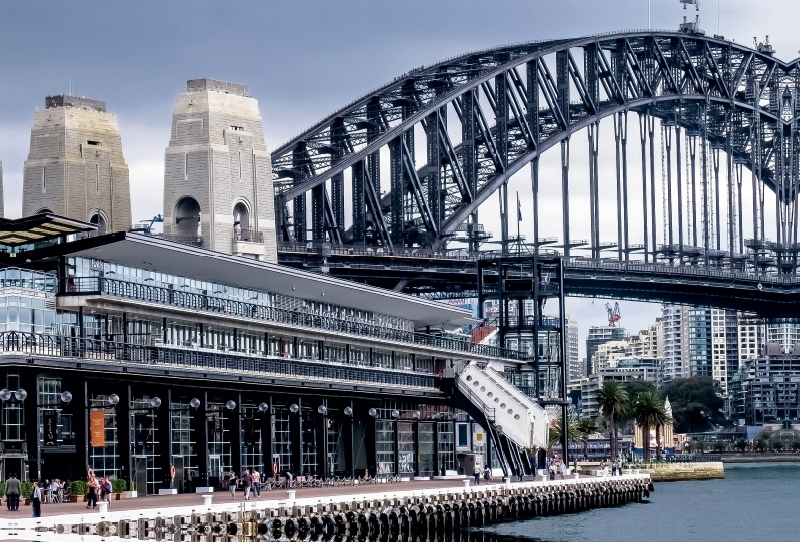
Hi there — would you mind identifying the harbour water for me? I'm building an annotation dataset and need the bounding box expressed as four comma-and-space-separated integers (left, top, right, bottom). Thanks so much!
477, 463, 800, 542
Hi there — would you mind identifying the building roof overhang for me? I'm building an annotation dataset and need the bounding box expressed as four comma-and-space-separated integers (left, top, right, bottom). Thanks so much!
67, 232, 476, 328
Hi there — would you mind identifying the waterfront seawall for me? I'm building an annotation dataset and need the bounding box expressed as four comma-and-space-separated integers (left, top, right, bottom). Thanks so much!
720, 454, 800, 463
11, 476, 652, 541
636, 462, 725, 481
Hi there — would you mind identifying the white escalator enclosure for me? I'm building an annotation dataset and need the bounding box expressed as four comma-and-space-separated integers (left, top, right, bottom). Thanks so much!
457, 361, 548, 450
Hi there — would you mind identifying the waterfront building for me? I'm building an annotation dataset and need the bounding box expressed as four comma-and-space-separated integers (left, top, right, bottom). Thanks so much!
731, 343, 800, 425
22, 95, 131, 232
0, 215, 538, 489
585, 325, 627, 376
161, 79, 277, 261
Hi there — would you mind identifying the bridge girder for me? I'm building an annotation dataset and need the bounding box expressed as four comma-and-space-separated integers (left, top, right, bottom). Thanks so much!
272, 31, 800, 256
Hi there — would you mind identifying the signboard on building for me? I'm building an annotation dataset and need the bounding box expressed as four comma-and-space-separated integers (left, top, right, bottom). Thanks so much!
42, 409, 58, 447
90, 409, 105, 447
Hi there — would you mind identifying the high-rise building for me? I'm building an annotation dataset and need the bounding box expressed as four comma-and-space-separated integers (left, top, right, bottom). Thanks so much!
592, 340, 630, 372
162, 79, 277, 261
738, 322, 764, 368
566, 314, 581, 381
662, 304, 688, 382
663, 304, 738, 390
22, 95, 131, 231
766, 322, 800, 354
585, 325, 628, 376
629, 319, 663, 359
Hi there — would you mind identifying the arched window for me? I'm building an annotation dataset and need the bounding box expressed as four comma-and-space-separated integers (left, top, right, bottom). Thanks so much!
174, 197, 202, 238
233, 202, 250, 241
90, 213, 107, 235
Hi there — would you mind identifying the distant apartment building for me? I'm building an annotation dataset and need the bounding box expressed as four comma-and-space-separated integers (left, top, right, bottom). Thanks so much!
585, 325, 628, 376
738, 322, 764, 369
628, 319, 663, 359
566, 314, 581, 381
766, 322, 800, 355
731, 343, 800, 425
592, 340, 630, 373
662, 304, 738, 391
579, 357, 660, 419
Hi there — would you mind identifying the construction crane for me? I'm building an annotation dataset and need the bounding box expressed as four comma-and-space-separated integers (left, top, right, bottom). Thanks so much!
130, 215, 163, 236
605, 302, 621, 327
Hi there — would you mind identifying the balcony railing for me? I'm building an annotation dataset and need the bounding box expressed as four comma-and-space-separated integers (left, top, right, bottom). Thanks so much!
161, 234, 203, 247
233, 228, 264, 243
64, 276, 531, 362
0, 332, 436, 389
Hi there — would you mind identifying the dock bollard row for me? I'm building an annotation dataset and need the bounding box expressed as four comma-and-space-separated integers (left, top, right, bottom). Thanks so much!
53, 477, 653, 540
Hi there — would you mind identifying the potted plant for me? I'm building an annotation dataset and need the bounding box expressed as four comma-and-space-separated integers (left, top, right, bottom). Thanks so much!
111, 478, 128, 500
20, 481, 33, 505
71, 480, 87, 503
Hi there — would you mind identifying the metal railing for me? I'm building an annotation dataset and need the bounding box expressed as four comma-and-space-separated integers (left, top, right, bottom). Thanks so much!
161, 234, 203, 247
0, 332, 436, 389
233, 228, 264, 243
65, 277, 531, 361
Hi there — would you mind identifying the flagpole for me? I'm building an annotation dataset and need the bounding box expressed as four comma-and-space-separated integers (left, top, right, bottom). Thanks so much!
516, 191, 521, 253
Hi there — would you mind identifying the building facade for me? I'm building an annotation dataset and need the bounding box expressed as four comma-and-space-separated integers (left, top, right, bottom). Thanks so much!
162, 79, 277, 261
566, 314, 581, 381
22, 95, 131, 232
585, 326, 627, 376
0, 216, 532, 490
732, 345, 800, 425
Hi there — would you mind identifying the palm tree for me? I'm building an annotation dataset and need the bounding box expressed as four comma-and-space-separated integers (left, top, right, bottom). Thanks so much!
631, 391, 669, 462
575, 417, 598, 461
596, 380, 629, 460
548, 417, 578, 457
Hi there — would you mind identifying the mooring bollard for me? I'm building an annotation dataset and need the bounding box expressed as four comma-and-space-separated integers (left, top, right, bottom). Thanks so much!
287, 490, 297, 500
462, 479, 470, 488
97, 501, 109, 513
202, 494, 213, 507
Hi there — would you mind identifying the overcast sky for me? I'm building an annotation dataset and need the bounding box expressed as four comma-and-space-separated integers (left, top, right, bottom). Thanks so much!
1, 0, 796, 356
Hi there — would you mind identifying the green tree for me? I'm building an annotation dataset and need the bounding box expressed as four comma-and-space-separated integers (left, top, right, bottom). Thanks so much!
773, 440, 784, 453
575, 417, 599, 461
596, 380, 629, 460
735, 438, 748, 453
660, 376, 727, 433
548, 417, 578, 456
630, 391, 669, 461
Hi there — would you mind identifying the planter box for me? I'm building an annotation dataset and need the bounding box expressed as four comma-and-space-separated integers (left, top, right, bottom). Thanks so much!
69, 495, 88, 503
124, 491, 137, 499
114, 493, 126, 500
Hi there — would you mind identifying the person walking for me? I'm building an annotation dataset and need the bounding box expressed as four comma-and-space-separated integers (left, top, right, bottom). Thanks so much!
86, 475, 98, 509
4, 473, 20, 511
483, 465, 492, 484
252, 470, 261, 498
473, 464, 481, 485
243, 470, 253, 501
228, 471, 237, 499
30, 483, 42, 518
548, 460, 556, 480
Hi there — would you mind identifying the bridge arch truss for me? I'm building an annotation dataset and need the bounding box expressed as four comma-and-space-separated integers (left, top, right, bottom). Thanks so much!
272, 30, 800, 275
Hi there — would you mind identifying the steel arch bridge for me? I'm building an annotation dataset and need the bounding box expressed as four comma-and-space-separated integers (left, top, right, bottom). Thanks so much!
272, 29, 800, 310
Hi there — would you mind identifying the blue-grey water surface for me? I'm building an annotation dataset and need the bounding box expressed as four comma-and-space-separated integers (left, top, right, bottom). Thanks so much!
477, 463, 800, 542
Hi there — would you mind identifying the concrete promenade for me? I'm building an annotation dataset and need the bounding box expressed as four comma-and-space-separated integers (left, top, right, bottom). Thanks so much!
2, 474, 651, 541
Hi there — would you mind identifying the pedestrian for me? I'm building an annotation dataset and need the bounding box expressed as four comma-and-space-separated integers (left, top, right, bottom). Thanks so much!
30, 483, 42, 518
86, 475, 98, 509
243, 470, 253, 501
228, 471, 237, 499
103, 477, 113, 508
473, 464, 481, 485
4, 473, 20, 511
252, 471, 261, 497
483, 465, 491, 484
548, 461, 556, 480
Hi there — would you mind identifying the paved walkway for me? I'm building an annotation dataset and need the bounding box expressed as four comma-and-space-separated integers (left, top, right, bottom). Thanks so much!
0, 478, 482, 520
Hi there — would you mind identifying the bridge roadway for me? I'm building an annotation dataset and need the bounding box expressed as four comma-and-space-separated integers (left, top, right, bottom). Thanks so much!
277, 245, 800, 317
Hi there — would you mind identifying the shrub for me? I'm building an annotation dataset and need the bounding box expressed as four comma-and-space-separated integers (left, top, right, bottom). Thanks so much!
71, 480, 87, 496
20, 481, 34, 498
0, 482, 5, 497
111, 478, 127, 493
